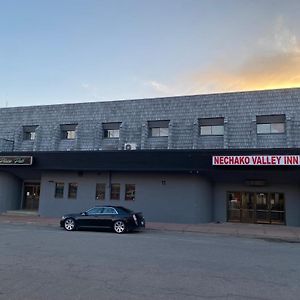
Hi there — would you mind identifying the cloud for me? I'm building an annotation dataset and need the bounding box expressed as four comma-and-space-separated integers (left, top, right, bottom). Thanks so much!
80, 82, 100, 99
143, 80, 174, 95
187, 16, 300, 94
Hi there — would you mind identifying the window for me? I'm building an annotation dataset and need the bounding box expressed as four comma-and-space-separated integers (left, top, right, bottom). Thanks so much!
23, 126, 38, 141
125, 184, 136, 201
199, 118, 224, 136
60, 124, 77, 140
110, 183, 120, 200
103, 122, 121, 138
148, 120, 169, 137
86, 207, 104, 215
55, 182, 64, 198
102, 207, 118, 214
68, 183, 78, 199
95, 183, 106, 200
256, 115, 285, 134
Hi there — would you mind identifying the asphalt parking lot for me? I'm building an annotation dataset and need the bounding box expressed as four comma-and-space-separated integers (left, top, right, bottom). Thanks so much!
1, 223, 300, 300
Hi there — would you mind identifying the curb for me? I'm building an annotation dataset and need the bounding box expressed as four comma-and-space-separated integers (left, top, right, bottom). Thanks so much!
1, 217, 300, 243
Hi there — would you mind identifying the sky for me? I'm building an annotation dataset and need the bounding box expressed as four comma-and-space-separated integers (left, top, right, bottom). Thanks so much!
0, 0, 299, 107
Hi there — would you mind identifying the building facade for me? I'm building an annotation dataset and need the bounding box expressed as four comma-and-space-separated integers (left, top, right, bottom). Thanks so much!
0, 88, 300, 226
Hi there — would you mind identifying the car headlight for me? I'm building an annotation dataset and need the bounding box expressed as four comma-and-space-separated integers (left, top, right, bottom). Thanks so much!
61, 216, 66, 220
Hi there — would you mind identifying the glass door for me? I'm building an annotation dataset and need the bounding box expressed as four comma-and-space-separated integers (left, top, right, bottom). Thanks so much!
227, 191, 285, 225
241, 192, 255, 223
269, 193, 285, 224
255, 193, 269, 224
227, 192, 241, 222
23, 183, 40, 210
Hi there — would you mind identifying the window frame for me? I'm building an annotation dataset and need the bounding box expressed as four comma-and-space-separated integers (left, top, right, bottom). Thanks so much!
95, 183, 106, 200
23, 126, 38, 141
102, 122, 121, 139
199, 118, 224, 136
256, 115, 285, 135
54, 182, 64, 198
60, 124, 77, 140
68, 182, 78, 199
148, 120, 170, 137
110, 183, 120, 200
125, 184, 136, 201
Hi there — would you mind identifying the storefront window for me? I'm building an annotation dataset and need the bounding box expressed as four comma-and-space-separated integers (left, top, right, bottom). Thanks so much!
55, 183, 64, 198
110, 183, 120, 200
96, 183, 106, 200
68, 183, 78, 199
125, 184, 135, 200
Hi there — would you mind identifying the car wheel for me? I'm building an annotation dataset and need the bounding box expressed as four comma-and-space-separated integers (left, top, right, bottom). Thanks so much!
64, 218, 76, 231
113, 220, 126, 234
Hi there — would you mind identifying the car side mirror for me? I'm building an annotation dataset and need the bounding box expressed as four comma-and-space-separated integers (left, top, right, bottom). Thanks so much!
81, 212, 87, 216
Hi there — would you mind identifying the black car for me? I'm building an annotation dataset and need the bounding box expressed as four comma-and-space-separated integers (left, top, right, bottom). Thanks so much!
60, 206, 145, 233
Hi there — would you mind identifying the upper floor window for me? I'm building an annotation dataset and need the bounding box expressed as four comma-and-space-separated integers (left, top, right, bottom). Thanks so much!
199, 117, 224, 136
148, 120, 169, 137
61, 124, 77, 140
23, 125, 38, 141
256, 115, 285, 134
103, 122, 121, 138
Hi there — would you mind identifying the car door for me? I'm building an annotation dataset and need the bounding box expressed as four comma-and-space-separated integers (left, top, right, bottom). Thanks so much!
95, 207, 118, 228
81, 207, 104, 227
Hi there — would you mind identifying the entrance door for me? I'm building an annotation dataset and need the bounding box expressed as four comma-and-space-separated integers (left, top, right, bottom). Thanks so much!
227, 191, 285, 225
241, 192, 255, 223
269, 193, 285, 224
255, 193, 269, 224
23, 183, 40, 210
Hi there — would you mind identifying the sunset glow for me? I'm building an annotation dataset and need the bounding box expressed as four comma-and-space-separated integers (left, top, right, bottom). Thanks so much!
190, 53, 300, 94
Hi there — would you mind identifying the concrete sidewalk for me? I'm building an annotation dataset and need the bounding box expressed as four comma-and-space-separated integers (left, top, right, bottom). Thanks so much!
1, 214, 300, 242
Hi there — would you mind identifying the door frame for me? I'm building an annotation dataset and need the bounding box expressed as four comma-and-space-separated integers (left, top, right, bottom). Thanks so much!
21, 181, 41, 211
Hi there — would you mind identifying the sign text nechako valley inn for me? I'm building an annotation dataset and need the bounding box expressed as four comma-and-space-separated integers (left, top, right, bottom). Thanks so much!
212, 155, 300, 166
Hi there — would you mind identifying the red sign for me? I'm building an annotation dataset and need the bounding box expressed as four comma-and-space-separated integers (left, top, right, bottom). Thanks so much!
212, 155, 300, 166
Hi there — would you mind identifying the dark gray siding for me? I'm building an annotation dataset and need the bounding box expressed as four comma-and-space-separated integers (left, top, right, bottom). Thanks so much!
39, 171, 212, 223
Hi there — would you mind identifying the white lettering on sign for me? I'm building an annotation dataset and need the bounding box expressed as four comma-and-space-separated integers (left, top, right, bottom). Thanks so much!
212, 155, 300, 166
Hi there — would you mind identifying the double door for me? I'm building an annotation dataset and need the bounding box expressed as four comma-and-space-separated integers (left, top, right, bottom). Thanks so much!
227, 192, 285, 225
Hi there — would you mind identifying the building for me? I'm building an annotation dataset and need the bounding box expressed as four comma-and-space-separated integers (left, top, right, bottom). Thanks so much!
0, 87, 300, 226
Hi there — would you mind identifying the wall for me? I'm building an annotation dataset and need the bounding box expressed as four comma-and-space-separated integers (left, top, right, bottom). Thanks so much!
0, 88, 299, 152
213, 183, 300, 226
0, 172, 22, 213
39, 171, 213, 223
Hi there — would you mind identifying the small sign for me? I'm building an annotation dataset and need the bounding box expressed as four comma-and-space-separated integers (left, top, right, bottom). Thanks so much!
212, 155, 300, 166
0, 156, 33, 166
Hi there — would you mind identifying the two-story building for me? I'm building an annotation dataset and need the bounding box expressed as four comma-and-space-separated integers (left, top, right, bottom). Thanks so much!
1, 87, 300, 225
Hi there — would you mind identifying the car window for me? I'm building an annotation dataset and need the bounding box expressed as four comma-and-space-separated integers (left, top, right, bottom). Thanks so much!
102, 207, 118, 214
86, 207, 104, 215
117, 207, 133, 214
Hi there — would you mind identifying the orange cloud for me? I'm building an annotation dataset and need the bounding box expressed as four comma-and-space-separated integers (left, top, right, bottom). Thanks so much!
190, 52, 300, 94
186, 17, 300, 94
